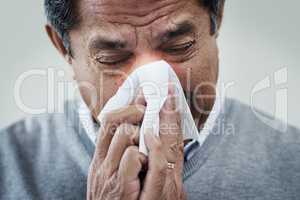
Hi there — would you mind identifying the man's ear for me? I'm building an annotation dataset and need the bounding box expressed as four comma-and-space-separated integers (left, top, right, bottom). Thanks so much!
45, 24, 72, 64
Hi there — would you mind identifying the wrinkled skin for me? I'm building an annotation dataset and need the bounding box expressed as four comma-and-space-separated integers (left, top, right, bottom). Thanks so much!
69, 0, 219, 124
46, 0, 223, 199
87, 92, 186, 200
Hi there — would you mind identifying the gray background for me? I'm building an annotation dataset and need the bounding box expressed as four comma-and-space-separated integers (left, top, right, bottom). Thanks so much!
0, 1, 299, 129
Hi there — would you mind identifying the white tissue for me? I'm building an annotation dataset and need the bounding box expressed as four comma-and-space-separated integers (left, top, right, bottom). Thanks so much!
98, 60, 199, 155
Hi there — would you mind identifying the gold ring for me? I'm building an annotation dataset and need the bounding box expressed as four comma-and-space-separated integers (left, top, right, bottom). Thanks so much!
167, 162, 175, 169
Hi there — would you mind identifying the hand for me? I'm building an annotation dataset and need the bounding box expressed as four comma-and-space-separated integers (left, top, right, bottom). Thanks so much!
140, 89, 186, 200
87, 102, 147, 200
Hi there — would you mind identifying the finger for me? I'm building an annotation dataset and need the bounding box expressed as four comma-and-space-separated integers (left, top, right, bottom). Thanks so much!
103, 104, 145, 125
95, 104, 145, 163
104, 124, 140, 176
160, 85, 180, 135
140, 130, 168, 200
159, 90, 183, 164
143, 130, 184, 200
118, 146, 147, 199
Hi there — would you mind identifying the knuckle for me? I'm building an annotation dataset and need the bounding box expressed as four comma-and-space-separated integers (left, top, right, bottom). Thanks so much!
100, 160, 109, 172
174, 111, 181, 125
89, 161, 107, 181
156, 160, 168, 176
153, 140, 163, 152
88, 162, 122, 199
102, 161, 116, 178
101, 159, 110, 171
115, 123, 129, 137
116, 123, 131, 136
90, 158, 100, 171
101, 116, 119, 136
169, 141, 183, 154
172, 112, 181, 127
125, 145, 139, 155
127, 105, 145, 123
103, 111, 123, 128
123, 146, 145, 166
103, 112, 115, 125
101, 174, 122, 199
160, 112, 181, 132
115, 123, 138, 141
123, 146, 140, 161
174, 109, 180, 117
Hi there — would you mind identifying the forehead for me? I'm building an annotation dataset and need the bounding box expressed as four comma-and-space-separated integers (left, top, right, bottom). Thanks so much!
79, 0, 191, 25
78, 0, 202, 29
76, 0, 206, 48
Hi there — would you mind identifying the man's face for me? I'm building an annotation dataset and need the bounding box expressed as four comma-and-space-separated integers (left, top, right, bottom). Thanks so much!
69, 0, 219, 123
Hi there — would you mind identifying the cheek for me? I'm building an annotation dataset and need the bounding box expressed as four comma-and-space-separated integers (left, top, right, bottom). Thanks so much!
74, 67, 121, 115
170, 63, 192, 91
91, 75, 120, 117
172, 64, 186, 77
115, 66, 132, 87
116, 78, 124, 88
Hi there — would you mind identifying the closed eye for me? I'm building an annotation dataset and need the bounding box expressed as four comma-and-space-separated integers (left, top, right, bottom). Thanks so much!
162, 40, 195, 55
95, 52, 132, 65
96, 56, 129, 65
95, 51, 133, 66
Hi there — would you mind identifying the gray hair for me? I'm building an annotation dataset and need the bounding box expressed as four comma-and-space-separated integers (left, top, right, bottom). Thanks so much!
44, 0, 225, 55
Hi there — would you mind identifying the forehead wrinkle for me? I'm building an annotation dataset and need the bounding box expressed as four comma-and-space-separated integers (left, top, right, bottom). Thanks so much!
78, 0, 201, 52
80, 0, 187, 27
94, 0, 179, 17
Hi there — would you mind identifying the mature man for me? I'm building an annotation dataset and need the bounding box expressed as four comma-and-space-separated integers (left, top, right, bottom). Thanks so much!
1, 0, 300, 199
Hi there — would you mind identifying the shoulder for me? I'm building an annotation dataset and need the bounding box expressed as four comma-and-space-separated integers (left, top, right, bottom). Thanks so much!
1, 112, 65, 139
224, 97, 300, 137
0, 100, 90, 199
1, 99, 75, 136
0, 114, 66, 157
219, 98, 300, 189
0, 99, 81, 153
223, 97, 300, 157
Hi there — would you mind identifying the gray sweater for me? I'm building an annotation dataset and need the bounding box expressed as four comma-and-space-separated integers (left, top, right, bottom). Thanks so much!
1, 98, 300, 200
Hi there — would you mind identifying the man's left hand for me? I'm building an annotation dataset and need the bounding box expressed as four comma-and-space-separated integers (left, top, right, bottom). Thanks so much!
140, 90, 186, 200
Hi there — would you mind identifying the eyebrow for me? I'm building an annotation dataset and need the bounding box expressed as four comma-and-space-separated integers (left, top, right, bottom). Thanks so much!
88, 37, 127, 50
88, 21, 195, 50
157, 21, 195, 43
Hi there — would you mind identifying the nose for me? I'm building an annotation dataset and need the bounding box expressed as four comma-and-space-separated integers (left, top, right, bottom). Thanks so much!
116, 53, 164, 87
131, 53, 163, 71
135, 53, 161, 66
